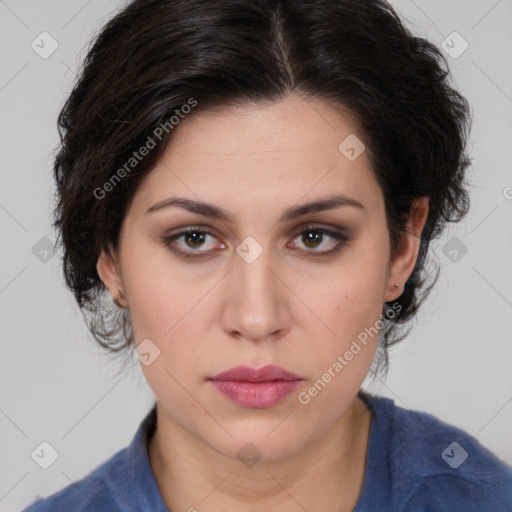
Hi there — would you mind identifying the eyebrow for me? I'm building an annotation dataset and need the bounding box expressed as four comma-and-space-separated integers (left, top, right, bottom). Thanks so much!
146, 194, 365, 222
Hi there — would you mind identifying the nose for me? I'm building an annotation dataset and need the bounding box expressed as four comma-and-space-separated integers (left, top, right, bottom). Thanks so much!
220, 244, 290, 343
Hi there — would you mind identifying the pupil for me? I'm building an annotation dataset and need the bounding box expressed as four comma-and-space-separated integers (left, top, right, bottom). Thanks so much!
187, 232, 204, 247
304, 231, 321, 248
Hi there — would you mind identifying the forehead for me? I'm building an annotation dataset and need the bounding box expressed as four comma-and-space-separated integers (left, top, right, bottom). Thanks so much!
169, 95, 366, 163
129, 94, 383, 219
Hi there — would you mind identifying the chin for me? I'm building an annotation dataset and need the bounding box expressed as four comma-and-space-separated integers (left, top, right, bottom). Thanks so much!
204, 421, 311, 465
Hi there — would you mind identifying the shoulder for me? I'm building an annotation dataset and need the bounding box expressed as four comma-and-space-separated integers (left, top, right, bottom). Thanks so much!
21, 405, 160, 512
403, 472, 512, 512
20, 448, 127, 512
363, 392, 512, 511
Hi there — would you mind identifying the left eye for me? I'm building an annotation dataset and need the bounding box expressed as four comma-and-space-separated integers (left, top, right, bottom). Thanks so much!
161, 226, 347, 258
289, 227, 347, 255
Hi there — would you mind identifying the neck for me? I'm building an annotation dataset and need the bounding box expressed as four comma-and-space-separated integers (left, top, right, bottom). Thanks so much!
148, 397, 371, 512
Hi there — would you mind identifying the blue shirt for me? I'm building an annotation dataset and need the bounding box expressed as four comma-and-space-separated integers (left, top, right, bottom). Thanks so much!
21, 391, 512, 511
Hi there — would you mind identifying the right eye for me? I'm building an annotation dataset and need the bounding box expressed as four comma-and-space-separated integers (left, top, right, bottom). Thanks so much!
160, 227, 225, 258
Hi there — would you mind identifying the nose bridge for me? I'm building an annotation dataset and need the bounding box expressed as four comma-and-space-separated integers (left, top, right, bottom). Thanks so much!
236, 244, 274, 296
222, 239, 288, 340
235, 239, 279, 309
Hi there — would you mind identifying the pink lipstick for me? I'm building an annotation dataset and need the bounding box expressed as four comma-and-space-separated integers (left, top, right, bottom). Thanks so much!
208, 365, 302, 408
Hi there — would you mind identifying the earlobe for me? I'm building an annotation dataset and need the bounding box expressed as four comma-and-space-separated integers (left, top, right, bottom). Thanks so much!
96, 248, 127, 307
384, 197, 429, 302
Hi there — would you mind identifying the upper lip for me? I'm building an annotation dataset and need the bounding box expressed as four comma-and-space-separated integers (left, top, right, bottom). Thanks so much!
209, 365, 302, 382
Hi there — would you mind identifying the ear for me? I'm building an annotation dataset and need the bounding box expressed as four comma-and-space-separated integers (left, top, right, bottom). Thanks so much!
96, 246, 128, 308
384, 197, 429, 302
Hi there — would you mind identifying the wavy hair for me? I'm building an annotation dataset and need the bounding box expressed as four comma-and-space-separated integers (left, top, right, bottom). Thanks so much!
52, 0, 472, 380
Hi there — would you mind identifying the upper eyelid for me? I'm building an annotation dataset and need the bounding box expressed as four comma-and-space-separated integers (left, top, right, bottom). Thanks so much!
165, 225, 346, 248
168, 224, 345, 238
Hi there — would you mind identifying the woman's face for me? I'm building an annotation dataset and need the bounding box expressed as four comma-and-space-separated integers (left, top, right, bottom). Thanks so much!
98, 93, 425, 462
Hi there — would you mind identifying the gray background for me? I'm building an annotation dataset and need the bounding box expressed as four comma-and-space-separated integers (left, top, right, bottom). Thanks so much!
1, 0, 511, 510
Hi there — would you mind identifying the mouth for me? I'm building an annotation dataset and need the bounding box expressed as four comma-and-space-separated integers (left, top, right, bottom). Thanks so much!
209, 364, 302, 383
208, 365, 303, 408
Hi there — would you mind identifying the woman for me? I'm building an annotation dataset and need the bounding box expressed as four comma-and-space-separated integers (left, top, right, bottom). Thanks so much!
22, 0, 512, 510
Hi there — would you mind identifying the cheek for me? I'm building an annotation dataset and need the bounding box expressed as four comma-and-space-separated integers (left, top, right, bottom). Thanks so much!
317, 238, 388, 330
120, 232, 199, 339
126, 260, 210, 412
120, 237, 214, 377
296, 229, 389, 373
293, 270, 385, 418
128, 279, 213, 382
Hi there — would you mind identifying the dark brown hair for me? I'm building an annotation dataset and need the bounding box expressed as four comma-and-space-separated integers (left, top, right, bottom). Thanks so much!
53, 0, 472, 380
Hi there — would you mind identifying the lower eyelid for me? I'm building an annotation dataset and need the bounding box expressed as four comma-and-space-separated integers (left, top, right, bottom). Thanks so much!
290, 232, 347, 255
162, 231, 220, 251
162, 227, 348, 256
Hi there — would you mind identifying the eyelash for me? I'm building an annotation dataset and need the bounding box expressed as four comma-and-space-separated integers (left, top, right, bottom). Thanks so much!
160, 225, 349, 259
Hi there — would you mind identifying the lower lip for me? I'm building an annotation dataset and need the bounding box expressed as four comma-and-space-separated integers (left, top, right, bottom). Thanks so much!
209, 379, 302, 408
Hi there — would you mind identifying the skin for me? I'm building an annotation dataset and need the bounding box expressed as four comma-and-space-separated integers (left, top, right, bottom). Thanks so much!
97, 93, 429, 511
